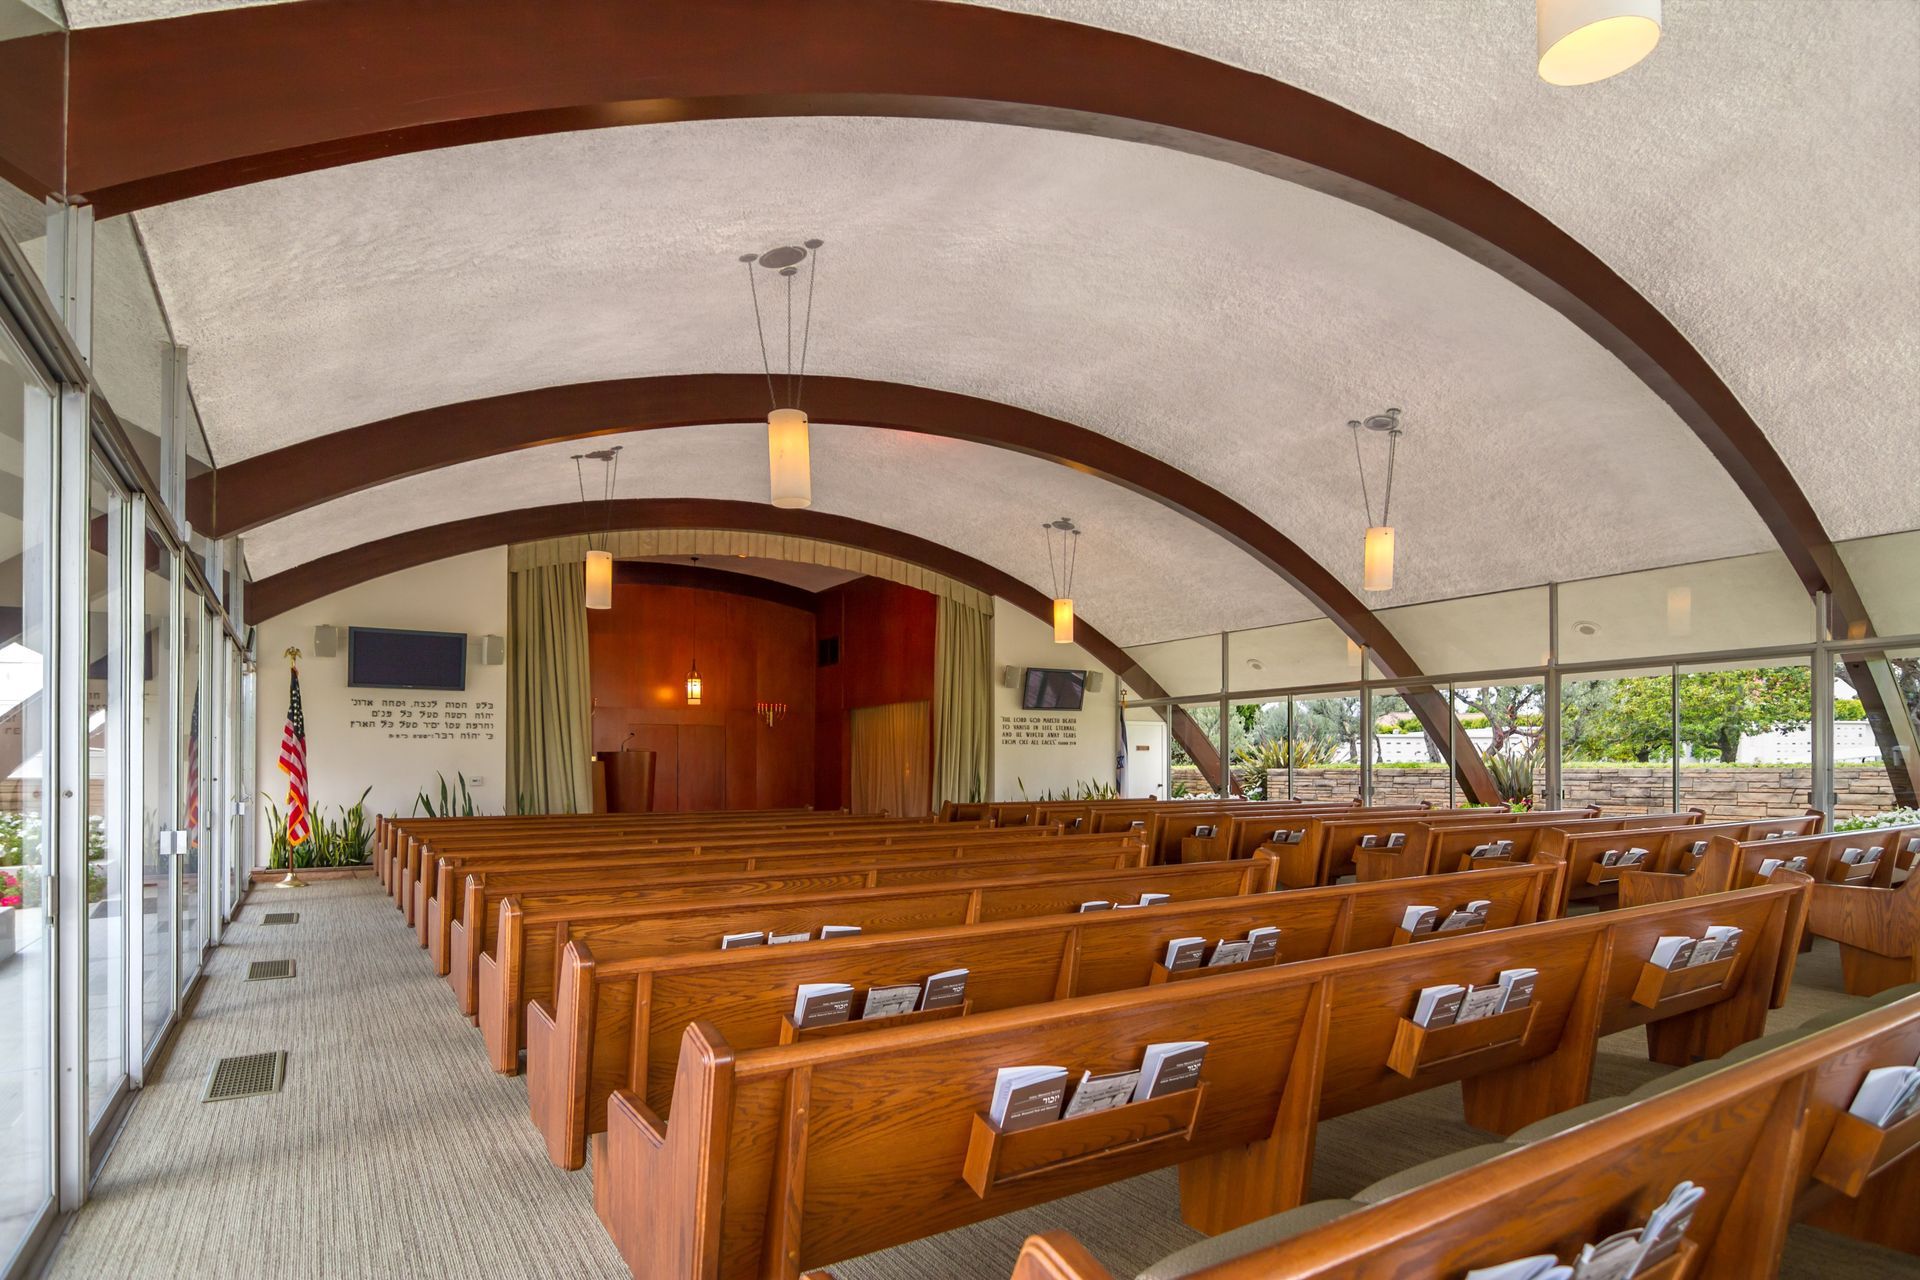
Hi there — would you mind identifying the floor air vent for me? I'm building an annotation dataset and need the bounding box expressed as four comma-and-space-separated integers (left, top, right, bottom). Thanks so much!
246, 959, 296, 982
261, 911, 299, 925
202, 1051, 286, 1103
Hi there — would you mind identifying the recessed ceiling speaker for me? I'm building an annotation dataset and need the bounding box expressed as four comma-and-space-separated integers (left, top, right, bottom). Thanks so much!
1001, 665, 1021, 689
1085, 671, 1105, 693
312, 625, 343, 658
469, 634, 505, 666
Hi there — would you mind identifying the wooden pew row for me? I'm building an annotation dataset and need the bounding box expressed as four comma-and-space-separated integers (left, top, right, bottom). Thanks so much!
1268, 807, 1603, 890
378, 807, 844, 884
593, 880, 1806, 1279
424, 829, 1147, 972
392, 814, 983, 916
993, 987, 1920, 1280
1362, 812, 1823, 916
1346, 809, 1695, 884
527, 862, 1560, 1169
478, 859, 1277, 1073
1182, 807, 1427, 865
400, 818, 1026, 928
436, 834, 1145, 985
1624, 824, 1920, 997
1148, 803, 1408, 867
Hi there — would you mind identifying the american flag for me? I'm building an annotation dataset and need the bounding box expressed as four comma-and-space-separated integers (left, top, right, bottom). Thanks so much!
278, 665, 311, 847
185, 698, 200, 854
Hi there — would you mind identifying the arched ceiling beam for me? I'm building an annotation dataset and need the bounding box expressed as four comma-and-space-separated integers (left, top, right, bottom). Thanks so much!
243, 498, 1239, 794
52, 1, 1857, 620
208, 372, 1502, 803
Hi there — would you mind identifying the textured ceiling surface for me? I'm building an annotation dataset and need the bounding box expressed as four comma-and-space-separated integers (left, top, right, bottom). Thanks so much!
63, 0, 1919, 648
241, 424, 1312, 647
136, 116, 1769, 618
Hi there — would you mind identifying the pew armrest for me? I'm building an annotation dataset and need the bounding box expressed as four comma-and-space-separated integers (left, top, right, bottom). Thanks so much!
1010, 1233, 1119, 1280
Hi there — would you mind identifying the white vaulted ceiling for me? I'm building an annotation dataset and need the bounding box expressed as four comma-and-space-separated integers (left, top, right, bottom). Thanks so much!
63, 0, 1920, 648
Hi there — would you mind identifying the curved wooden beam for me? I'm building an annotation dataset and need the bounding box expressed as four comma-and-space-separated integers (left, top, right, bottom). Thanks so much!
245, 498, 1237, 794
57, 1, 1851, 608
214, 373, 1502, 802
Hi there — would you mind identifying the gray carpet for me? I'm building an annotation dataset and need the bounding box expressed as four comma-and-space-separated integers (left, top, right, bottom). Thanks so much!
42, 878, 1920, 1279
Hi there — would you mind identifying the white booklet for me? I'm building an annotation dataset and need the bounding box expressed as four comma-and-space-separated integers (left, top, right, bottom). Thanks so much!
790, 982, 855, 1029
920, 968, 969, 1010
1061, 1068, 1142, 1118
1206, 939, 1253, 967
860, 983, 923, 1020
1078, 900, 1114, 913
1245, 925, 1282, 961
1465, 1258, 1571, 1280
1399, 904, 1439, 934
820, 924, 863, 939
1848, 1065, 1920, 1126
1630, 1180, 1704, 1273
1455, 984, 1506, 1024
1648, 935, 1696, 969
988, 1066, 1069, 1132
1412, 983, 1467, 1028
769, 930, 813, 945
720, 931, 766, 950
1497, 967, 1538, 1012
1163, 936, 1207, 971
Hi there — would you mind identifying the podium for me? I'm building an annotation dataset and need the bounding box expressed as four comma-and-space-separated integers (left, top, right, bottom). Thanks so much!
606, 749, 658, 814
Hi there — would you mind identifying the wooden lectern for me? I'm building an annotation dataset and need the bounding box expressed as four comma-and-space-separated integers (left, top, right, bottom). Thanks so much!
606, 748, 658, 814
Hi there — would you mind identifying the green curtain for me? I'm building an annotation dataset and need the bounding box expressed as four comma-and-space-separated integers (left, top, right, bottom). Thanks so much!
933, 596, 993, 807
507, 562, 594, 814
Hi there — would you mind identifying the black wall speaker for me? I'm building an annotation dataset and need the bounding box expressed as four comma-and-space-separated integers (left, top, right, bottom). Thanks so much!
817, 637, 840, 667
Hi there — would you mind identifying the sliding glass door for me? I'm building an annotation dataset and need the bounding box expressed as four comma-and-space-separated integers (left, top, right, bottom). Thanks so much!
139, 519, 174, 1057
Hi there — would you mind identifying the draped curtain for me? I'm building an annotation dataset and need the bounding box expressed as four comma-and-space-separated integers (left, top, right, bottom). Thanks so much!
933, 596, 993, 807
506, 561, 594, 814
851, 701, 932, 817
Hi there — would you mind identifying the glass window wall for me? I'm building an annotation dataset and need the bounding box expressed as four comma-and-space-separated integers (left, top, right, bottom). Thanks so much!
140, 518, 173, 1054
1168, 701, 1226, 799
1372, 684, 1453, 807
176, 599, 203, 993
1450, 680, 1548, 809
1830, 650, 1919, 821
1676, 659, 1813, 819
85, 463, 128, 1128
1560, 667, 1675, 815
1290, 691, 1363, 804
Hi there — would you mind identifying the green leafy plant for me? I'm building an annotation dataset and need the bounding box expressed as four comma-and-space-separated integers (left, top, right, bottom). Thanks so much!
1483, 746, 1539, 808
414, 772, 477, 818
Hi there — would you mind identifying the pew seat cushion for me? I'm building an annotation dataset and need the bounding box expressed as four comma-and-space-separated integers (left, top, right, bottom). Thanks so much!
1136, 1200, 1361, 1280
1505, 1096, 1636, 1145
1353, 1144, 1512, 1205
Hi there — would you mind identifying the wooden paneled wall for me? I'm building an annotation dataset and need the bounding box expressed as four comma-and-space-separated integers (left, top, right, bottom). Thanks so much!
814, 577, 937, 811
587, 578, 817, 812
585, 570, 938, 813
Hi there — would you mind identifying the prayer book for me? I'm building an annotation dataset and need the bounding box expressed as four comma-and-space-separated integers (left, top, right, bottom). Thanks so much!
769, 930, 812, 945
1648, 936, 1696, 969
988, 1066, 1069, 1132
1411, 983, 1467, 1029
791, 983, 855, 1030
1061, 1068, 1142, 1118
1206, 939, 1253, 967
921, 968, 969, 1010
1497, 967, 1538, 1012
1455, 984, 1506, 1024
1701, 925, 1742, 957
1630, 1181, 1704, 1274
1245, 926, 1282, 961
1386, 832, 1407, 848
1688, 840, 1709, 854
1078, 900, 1114, 913
820, 924, 863, 939
1132, 1041, 1208, 1101
1438, 899, 1492, 932
1136, 892, 1171, 906
1359, 834, 1381, 848
1163, 937, 1207, 971
860, 983, 923, 1020
1399, 905, 1440, 935
1848, 1064, 1920, 1126
720, 931, 766, 950
1284, 828, 1307, 844
1193, 824, 1216, 839
1465, 1258, 1571, 1280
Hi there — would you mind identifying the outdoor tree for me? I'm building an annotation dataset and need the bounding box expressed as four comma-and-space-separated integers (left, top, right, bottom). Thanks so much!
1574, 666, 1812, 763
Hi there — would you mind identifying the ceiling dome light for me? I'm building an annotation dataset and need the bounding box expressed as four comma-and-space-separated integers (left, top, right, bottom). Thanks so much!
1538, 0, 1662, 86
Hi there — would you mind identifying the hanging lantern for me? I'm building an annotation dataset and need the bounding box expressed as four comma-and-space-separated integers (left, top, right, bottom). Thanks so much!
1042, 517, 1081, 645
767, 407, 812, 509
1349, 410, 1406, 595
686, 659, 703, 706
1362, 526, 1396, 593
741, 240, 825, 510
584, 549, 613, 610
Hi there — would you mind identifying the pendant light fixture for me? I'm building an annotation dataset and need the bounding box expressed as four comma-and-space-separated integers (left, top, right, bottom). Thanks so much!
572, 445, 622, 609
1348, 409, 1405, 594
1042, 517, 1081, 644
1537, 0, 1662, 86
685, 658, 702, 706
741, 240, 825, 509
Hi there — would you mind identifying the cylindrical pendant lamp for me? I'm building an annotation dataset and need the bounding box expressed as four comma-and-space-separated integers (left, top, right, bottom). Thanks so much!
1052, 597, 1075, 644
686, 659, 703, 706
1537, 0, 1662, 86
584, 549, 613, 610
1363, 526, 1396, 593
768, 408, 812, 509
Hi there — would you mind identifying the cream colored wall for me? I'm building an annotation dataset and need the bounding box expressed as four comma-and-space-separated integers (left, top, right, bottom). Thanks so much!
990, 604, 1118, 803
252, 548, 508, 862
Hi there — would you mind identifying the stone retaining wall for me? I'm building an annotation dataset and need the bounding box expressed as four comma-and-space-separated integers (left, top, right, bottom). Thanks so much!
1166, 763, 1899, 818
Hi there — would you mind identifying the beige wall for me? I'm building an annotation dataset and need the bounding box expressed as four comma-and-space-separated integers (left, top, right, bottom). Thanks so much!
990, 605, 1117, 802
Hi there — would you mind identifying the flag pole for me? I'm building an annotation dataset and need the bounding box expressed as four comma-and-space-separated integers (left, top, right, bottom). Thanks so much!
278, 646, 308, 889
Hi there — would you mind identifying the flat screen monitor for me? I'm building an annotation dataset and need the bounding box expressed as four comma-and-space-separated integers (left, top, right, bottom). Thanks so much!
347, 626, 467, 691
1021, 667, 1086, 710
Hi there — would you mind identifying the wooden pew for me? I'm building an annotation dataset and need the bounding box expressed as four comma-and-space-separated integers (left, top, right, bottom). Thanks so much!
1347, 809, 1687, 883
436, 834, 1145, 985
1541, 814, 1825, 910
594, 881, 1804, 1279
995, 986, 1920, 1280
426, 829, 1146, 973
479, 860, 1276, 1073
1268, 807, 1601, 890
1150, 802, 1382, 866
529, 862, 1559, 1168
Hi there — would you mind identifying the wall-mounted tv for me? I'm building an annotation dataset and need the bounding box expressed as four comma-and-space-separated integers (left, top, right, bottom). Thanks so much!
1021, 667, 1086, 710
347, 627, 467, 691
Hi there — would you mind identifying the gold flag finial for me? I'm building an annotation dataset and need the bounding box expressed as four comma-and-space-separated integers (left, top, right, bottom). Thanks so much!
284, 646, 302, 662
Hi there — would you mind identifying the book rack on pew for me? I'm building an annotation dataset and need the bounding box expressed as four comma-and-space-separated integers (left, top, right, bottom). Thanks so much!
1387, 1005, 1536, 1080
1148, 955, 1281, 985
778, 1001, 970, 1044
962, 1084, 1208, 1197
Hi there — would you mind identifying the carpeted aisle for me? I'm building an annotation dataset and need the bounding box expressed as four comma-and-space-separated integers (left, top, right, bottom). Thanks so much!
44, 876, 1920, 1279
